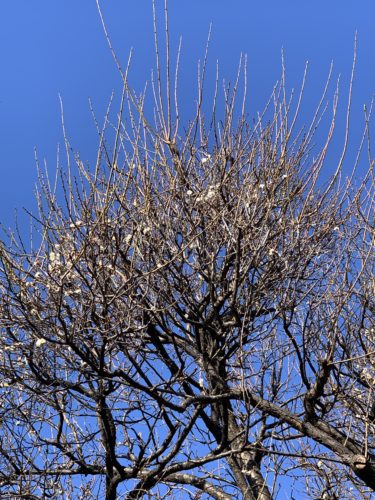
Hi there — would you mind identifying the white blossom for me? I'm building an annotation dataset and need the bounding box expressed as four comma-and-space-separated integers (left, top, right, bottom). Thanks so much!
35, 338, 46, 347
205, 187, 216, 200
70, 220, 83, 228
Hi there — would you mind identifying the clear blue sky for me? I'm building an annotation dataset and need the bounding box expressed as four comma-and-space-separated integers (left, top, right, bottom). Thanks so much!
0, 0, 374, 227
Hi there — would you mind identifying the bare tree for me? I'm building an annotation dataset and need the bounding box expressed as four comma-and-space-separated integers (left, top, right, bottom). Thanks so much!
0, 4, 375, 499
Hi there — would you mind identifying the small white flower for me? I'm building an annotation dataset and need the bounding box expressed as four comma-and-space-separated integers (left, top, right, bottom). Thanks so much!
282, 174, 288, 179
205, 190, 216, 201
70, 220, 83, 228
186, 190, 193, 196
35, 338, 46, 347
49, 252, 56, 261
200, 155, 211, 164
125, 234, 132, 244
259, 183, 265, 189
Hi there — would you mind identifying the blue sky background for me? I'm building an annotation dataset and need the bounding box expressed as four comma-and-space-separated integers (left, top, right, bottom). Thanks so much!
0, 3, 374, 497
0, 0, 374, 228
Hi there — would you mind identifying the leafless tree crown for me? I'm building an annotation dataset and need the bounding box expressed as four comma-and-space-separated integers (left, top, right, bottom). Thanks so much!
0, 4, 375, 499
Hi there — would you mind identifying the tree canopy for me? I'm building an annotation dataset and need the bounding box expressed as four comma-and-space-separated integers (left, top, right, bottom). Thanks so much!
0, 6, 375, 499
